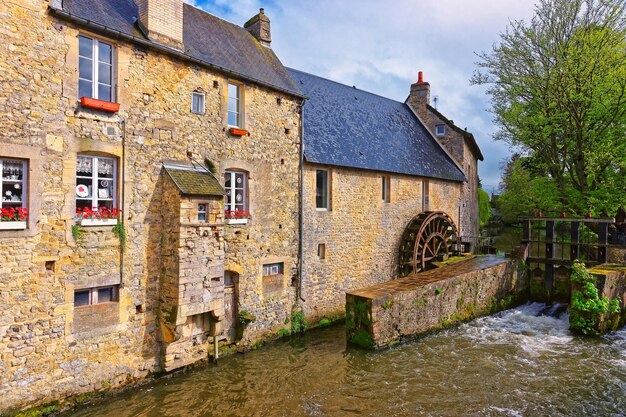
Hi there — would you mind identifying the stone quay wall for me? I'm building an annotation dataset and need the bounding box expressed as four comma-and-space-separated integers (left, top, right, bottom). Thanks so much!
300, 163, 462, 322
345, 256, 529, 349
0, 0, 301, 412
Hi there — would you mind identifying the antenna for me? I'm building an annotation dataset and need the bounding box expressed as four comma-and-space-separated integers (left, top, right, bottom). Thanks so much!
433, 95, 439, 110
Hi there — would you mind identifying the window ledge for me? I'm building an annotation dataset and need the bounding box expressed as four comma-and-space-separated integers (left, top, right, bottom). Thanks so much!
229, 127, 248, 136
80, 97, 120, 113
79, 218, 118, 227
225, 218, 248, 225
0, 221, 26, 230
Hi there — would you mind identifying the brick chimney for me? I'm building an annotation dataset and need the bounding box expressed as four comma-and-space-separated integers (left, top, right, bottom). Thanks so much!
244, 8, 271, 47
136, 0, 184, 50
407, 71, 430, 119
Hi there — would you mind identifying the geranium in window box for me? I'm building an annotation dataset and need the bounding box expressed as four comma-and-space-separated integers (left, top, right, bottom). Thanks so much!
229, 127, 248, 136
0, 207, 28, 230
77, 207, 121, 226
80, 96, 120, 113
225, 209, 250, 224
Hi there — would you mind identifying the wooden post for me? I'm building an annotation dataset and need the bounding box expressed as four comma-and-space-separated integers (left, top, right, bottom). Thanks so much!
598, 223, 608, 264
570, 221, 580, 261
545, 221, 555, 300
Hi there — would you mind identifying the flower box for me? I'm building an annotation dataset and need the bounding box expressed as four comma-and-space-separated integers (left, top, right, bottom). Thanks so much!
80, 96, 120, 113
0, 221, 26, 230
225, 218, 248, 225
79, 218, 118, 227
229, 127, 248, 136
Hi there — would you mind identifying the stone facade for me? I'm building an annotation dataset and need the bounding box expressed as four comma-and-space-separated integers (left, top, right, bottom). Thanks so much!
300, 164, 461, 321
0, 0, 301, 412
345, 256, 529, 348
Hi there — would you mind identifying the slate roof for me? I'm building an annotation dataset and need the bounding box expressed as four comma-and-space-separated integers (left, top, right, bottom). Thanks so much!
164, 165, 225, 197
287, 68, 466, 182
426, 104, 484, 161
53, 0, 302, 97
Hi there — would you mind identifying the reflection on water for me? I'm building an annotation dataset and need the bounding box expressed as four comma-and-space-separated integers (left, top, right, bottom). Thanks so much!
62, 304, 626, 417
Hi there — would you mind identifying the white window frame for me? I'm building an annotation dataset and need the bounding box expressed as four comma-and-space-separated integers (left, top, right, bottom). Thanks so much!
317, 243, 326, 259
315, 169, 330, 210
263, 262, 284, 276
435, 124, 446, 136
198, 203, 207, 222
78, 35, 115, 102
74, 285, 119, 307
76, 155, 118, 211
227, 82, 243, 128
191, 92, 205, 115
224, 170, 248, 211
0, 158, 28, 211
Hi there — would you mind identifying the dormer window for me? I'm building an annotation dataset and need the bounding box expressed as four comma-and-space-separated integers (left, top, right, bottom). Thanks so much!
435, 124, 446, 136
228, 83, 243, 127
78, 35, 114, 102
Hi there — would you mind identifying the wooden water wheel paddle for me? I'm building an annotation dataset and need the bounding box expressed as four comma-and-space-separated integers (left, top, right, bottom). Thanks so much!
398, 211, 460, 277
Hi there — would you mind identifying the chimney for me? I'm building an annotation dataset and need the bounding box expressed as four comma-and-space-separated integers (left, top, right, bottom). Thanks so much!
244, 8, 271, 46
407, 71, 430, 119
137, 0, 184, 50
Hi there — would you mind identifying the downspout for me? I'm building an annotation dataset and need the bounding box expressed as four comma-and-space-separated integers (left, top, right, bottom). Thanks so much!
120, 119, 126, 284
298, 100, 306, 302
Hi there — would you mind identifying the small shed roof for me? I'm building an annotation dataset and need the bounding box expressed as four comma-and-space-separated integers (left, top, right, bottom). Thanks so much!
164, 163, 225, 197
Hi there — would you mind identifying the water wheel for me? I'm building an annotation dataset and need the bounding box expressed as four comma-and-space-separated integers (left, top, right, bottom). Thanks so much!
398, 211, 460, 277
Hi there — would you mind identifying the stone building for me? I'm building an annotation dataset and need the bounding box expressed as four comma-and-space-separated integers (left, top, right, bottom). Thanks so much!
288, 69, 482, 321
0, 0, 303, 412
407, 71, 484, 237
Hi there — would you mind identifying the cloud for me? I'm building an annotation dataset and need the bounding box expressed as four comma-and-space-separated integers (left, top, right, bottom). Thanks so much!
193, 0, 536, 193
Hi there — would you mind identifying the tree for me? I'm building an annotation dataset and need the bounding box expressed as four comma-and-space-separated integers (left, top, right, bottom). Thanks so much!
473, 0, 626, 217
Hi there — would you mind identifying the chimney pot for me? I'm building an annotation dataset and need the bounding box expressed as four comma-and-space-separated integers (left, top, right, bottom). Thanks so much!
418, 71, 423, 84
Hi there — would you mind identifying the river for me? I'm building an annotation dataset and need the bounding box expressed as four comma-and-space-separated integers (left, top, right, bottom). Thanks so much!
61, 303, 626, 417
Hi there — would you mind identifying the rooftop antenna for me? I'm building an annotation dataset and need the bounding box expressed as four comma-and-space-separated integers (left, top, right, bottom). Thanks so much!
433, 95, 439, 110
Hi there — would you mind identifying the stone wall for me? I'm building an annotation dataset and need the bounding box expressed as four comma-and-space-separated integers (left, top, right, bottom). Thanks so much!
0, 1, 301, 412
345, 256, 529, 348
300, 163, 462, 322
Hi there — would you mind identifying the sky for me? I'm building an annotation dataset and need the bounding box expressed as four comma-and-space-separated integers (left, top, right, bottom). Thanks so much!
186, 0, 537, 193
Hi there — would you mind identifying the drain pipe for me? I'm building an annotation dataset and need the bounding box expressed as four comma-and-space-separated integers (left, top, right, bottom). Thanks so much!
213, 335, 219, 364
120, 119, 126, 285
298, 100, 306, 302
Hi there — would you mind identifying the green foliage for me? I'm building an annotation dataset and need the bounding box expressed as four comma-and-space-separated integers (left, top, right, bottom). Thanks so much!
204, 158, 218, 175
381, 299, 393, 310
290, 309, 306, 334
435, 287, 443, 295
478, 187, 491, 227
277, 328, 291, 337
318, 318, 331, 327
474, 0, 626, 218
71, 224, 84, 242
113, 221, 126, 247
13, 403, 58, 417
350, 329, 374, 349
569, 261, 620, 335
238, 310, 256, 325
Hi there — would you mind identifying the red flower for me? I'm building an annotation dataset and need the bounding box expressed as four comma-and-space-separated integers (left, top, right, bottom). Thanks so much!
0, 207, 28, 221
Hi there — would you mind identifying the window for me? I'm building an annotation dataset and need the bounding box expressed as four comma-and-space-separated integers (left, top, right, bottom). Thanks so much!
191, 92, 205, 114
316, 169, 329, 210
317, 243, 326, 259
227, 83, 243, 127
224, 170, 248, 216
435, 124, 445, 136
1, 158, 27, 212
74, 286, 119, 307
422, 179, 430, 212
76, 155, 117, 211
224, 271, 238, 287
263, 262, 284, 276
78, 35, 114, 102
198, 203, 207, 222
381, 175, 390, 203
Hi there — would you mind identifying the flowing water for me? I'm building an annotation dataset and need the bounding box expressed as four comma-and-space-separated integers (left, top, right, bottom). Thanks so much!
62, 304, 626, 417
